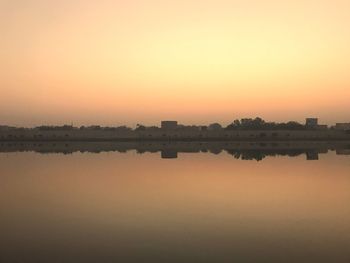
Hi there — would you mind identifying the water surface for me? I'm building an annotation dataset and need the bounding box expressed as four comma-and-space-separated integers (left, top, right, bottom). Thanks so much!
1, 150, 350, 262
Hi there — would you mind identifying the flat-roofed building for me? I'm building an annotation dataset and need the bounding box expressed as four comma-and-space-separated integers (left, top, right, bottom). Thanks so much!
305, 118, 328, 130
335, 123, 350, 131
306, 118, 318, 127
316, 125, 328, 130
161, 121, 178, 130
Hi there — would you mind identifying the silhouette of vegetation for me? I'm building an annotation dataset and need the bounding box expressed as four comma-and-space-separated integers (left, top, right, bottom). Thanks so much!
226, 117, 306, 130
36, 125, 74, 131
2, 118, 350, 143
226, 149, 307, 161
135, 124, 146, 131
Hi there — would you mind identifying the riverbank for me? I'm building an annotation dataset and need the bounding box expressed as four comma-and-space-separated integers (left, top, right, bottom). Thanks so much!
1, 129, 350, 141
1, 140, 349, 160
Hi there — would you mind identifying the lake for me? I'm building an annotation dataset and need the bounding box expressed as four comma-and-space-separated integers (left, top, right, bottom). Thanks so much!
1, 149, 350, 262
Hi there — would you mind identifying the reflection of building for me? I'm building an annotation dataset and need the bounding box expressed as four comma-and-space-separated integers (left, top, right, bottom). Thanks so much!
306, 118, 318, 127
161, 121, 178, 130
336, 149, 350, 155
161, 150, 178, 159
306, 152, 319, 160
335, 123, 350, 131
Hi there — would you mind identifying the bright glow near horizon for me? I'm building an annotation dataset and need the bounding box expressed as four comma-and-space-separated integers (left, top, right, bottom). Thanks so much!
1, 0, 350, 126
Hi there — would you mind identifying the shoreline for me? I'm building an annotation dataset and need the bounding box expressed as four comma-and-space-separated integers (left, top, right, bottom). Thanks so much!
1, 140, 349, 160
1, 137, 350, 142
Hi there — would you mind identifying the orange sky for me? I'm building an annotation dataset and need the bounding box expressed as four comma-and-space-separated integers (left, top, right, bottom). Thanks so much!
1, 0, 349, 127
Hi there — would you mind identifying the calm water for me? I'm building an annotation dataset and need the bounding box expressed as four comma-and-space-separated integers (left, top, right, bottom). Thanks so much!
1, 151, 350, 262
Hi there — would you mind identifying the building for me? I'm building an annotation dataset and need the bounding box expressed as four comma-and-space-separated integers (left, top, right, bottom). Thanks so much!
305, 118, 318, 127
305, 118, 328, 130
161, 121, 178, 130
208, 123, 222, 131
335, 123, 350, 131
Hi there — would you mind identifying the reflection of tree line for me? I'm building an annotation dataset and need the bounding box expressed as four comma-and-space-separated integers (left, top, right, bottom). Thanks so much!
1, 141, 349, 160
19, 149, 326, 161
225, 149, 308, 161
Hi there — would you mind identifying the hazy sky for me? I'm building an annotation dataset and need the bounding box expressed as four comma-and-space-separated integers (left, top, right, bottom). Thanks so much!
1, 0, 349, 126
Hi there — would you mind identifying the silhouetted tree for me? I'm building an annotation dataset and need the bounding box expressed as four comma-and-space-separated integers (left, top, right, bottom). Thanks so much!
226, 117, 306, 130
135, 124, 146, 131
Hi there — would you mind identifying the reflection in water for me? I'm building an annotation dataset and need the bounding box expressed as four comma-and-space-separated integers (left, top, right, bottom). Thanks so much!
0, 149, 350, 262
0, 141, 350, 161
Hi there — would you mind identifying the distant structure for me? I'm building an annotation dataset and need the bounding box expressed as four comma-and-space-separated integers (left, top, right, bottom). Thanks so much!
306, 118, 318, 127
2, 117, 350, 142
0, 125, 13, 131
208, 123, 222, 131
161, 121, 178, 130
305, 118, 327, 130
335, 123, 350, 131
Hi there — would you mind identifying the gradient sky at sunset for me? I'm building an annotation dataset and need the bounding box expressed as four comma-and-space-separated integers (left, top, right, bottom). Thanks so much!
1, 0, 349, 126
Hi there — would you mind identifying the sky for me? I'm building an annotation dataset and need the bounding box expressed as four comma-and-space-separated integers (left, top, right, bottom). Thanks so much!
1, 0, 349, 127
